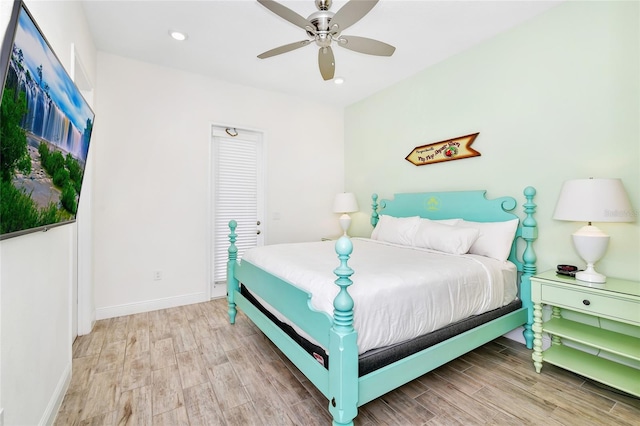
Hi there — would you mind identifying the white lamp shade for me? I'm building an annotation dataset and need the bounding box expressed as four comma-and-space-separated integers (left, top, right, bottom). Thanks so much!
553, 178, 635, 223
333, 192, 359, 214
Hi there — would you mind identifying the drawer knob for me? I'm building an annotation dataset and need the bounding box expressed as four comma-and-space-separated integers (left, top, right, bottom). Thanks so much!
583, 299, 591, 306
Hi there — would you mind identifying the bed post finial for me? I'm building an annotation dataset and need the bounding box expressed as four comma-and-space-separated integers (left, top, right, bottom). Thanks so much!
371, 193, 379, 228
333, 236, 355, 330
227, 220, 239, 324
520, 186, 538, 349
330, 236, 358, 426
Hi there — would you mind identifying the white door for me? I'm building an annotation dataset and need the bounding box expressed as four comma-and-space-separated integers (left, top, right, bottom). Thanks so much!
211, 126, 264, 298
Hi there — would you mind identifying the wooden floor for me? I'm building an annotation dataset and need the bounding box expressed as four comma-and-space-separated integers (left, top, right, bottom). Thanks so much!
55, 298, 640, 425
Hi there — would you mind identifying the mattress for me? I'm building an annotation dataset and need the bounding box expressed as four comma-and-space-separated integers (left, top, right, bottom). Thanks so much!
240, 238, 518, 355
241, 284, 521, 376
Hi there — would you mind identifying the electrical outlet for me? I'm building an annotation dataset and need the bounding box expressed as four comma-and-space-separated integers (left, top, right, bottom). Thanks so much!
153, 270, 162, 281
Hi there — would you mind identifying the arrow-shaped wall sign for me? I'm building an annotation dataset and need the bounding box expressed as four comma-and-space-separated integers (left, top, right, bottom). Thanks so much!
405, 133, 481, 166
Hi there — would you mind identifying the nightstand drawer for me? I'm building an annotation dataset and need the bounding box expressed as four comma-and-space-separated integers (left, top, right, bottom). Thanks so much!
541, 285, 640, 325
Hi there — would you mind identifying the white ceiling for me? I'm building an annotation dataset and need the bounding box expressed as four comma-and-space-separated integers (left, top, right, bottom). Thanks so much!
81, 0, 562, 108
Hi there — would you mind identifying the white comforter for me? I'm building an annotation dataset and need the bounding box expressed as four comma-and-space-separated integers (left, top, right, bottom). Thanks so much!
241, 238, 517, 354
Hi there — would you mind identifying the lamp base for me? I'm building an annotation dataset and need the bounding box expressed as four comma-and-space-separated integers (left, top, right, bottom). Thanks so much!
575, 267, 606, 284
338, 213, 351, 236
572, 225, 609, 284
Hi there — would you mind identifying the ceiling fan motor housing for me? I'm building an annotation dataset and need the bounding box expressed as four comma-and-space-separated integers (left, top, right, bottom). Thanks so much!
307, 10, 334, 35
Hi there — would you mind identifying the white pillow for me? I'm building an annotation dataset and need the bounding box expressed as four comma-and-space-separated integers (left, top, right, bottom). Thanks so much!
371, 215, 420, 246
413, 219, 480, 255
457, 219, 519, 261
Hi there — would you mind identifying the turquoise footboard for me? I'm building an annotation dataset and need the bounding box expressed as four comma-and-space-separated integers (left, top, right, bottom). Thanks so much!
227, 187, 537, 426
227, 224, 359, 424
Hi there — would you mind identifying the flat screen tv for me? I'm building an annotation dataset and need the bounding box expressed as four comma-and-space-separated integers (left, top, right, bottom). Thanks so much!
0, 0, 95, 240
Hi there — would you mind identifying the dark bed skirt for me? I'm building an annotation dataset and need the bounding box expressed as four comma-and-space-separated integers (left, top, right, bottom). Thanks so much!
240, 284, 522, 376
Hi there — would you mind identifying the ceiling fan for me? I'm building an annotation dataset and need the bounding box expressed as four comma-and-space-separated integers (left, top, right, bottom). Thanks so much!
256, 0, 396, 81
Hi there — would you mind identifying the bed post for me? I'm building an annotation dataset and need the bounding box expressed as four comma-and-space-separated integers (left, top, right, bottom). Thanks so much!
371, 193, 379, 228
520, 187, 538, 349
227, 220, 239, 324
329, 236, 358, 426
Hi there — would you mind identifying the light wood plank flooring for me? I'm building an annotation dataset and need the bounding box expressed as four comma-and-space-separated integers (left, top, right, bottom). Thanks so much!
55, 298, 640, 425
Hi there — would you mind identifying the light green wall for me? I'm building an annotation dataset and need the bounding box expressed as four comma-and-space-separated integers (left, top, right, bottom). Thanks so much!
345, 1, 639, 280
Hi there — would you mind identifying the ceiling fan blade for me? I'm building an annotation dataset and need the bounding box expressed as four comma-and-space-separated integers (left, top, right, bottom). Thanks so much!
330, 0, 378, 33
318, 46, 335, 81
257, 0, 313, 31
337, 35, 395, 56
258, 40, 311, 59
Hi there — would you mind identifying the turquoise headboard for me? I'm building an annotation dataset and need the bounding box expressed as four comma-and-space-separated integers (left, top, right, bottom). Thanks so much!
370, 188, 538, 272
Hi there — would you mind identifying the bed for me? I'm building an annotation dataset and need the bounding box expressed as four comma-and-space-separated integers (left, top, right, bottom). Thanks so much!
226, 187, 538, 425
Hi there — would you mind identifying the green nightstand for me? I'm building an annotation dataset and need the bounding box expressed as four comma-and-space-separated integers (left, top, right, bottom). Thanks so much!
531, 270, 640, 397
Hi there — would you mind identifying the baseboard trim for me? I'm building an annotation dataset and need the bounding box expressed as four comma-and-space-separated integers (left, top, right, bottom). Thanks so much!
96, 292, 209, 320
41, 360, 71, 426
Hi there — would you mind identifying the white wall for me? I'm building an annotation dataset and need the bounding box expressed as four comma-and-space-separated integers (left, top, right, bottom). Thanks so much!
0, 1, 97, 424
345, 0, 639, 281
92, 53, 344, 319
1, 227, 74, 425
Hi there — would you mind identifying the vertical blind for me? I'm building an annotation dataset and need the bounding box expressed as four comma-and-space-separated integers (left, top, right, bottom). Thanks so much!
213, 136, 259, 283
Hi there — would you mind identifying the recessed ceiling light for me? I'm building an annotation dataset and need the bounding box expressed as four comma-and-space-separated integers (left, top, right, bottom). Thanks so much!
169, 30, 188, 41
334, 77, 345, 85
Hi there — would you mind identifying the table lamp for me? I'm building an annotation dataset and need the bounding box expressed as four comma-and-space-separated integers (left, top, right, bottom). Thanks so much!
333, 192, 359, 236
553, 178, 635, 283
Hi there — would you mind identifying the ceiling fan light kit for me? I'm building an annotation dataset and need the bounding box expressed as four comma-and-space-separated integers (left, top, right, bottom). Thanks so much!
257, 0, 395, 80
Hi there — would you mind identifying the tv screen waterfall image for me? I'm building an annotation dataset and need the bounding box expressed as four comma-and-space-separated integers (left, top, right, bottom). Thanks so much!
0, 3, 94, 240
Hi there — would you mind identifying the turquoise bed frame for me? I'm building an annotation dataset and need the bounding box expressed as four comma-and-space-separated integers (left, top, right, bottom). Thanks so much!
227, 187, 537, 425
